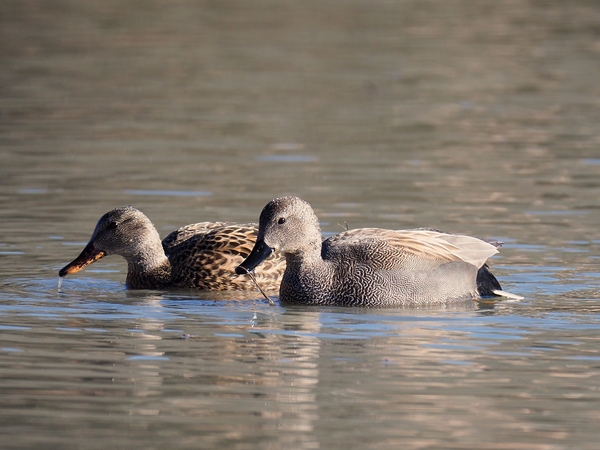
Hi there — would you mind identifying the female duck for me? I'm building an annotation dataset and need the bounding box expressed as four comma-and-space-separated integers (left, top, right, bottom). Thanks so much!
236, 196, 521, 306
59, 206, 285, 290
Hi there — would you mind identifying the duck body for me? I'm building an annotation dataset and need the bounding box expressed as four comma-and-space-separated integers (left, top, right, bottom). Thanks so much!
236, 196, 519, 306
279, 229, 488, 307
59, 206, 285, 291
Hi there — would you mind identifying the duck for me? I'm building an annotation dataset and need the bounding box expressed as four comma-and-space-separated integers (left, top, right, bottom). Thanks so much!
59, 206, 285, 291
236, 196, 522, 306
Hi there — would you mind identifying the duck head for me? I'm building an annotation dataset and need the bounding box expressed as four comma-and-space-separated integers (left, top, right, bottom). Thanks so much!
236, 196, 321, 274
59, 206, 160, 277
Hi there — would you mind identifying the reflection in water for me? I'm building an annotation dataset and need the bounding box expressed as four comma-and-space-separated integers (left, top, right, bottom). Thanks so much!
70, 299, 326, 448
128, 301, 167, 405
1, 284, 600, 447
155, 310, 324, 449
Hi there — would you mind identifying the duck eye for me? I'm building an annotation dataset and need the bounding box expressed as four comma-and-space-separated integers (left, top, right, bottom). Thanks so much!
108, 221, 118, 230
278, 217, 286, 225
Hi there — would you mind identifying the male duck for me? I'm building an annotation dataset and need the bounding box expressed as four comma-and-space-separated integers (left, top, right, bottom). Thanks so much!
236, 196, 521, 306
59, 206, 285, 290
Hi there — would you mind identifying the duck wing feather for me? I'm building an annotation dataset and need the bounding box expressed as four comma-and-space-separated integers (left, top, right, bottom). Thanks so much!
323, 228, 498, 270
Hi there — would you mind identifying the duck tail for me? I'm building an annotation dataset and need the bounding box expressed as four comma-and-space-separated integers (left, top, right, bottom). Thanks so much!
476, 264, 501, 296
491, 289, 524, 301
477, 264, 523, 301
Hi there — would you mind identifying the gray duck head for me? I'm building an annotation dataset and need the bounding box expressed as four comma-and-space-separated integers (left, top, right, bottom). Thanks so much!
236, 196, 321, 274
59, 206, 162, 277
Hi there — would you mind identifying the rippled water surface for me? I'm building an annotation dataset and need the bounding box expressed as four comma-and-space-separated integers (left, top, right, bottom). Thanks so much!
2, 0, 600, 448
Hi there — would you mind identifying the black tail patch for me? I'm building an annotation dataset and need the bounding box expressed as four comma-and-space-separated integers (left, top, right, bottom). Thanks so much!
477, 264, 502, 297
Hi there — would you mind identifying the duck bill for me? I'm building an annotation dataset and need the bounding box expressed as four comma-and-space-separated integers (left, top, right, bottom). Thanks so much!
58, 242, 106, 277
235, 240, 273, 275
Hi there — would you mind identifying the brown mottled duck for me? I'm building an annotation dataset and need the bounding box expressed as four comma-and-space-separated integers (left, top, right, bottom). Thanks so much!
59, 206, 285, 291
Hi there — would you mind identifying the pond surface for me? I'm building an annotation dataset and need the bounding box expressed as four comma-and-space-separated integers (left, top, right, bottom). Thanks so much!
1, 0, 600, 448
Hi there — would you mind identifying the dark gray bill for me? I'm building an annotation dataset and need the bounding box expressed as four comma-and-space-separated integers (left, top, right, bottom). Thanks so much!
235, 240, 273, 275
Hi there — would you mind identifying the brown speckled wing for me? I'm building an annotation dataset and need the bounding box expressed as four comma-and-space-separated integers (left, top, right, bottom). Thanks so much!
162, 222, 233, 254
168, 223, 285, 291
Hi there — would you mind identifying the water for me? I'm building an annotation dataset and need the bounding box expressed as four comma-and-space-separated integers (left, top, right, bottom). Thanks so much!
1, 0, 600, 448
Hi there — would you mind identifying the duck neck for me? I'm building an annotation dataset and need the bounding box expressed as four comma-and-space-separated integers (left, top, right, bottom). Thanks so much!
124, 231, 173, 289
281, 238, 335, 304
285, 237, 325, 271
